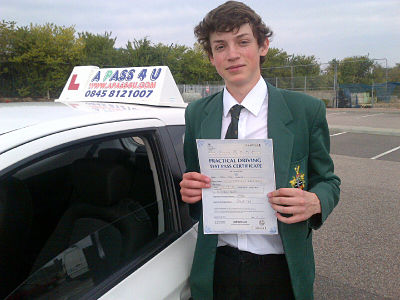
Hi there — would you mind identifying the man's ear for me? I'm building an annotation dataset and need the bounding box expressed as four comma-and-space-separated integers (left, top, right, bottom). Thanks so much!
209, 54, 215, 66
260, 38, 269, 56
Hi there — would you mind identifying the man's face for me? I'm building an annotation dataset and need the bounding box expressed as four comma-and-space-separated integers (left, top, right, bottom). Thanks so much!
209, 23, 269, 92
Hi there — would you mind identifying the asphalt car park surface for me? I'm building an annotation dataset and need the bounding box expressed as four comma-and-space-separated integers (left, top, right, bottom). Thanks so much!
327, 109, 400, 162
313, 109, 400, 299
327, 110, 400, 131
329, 132, 400, 162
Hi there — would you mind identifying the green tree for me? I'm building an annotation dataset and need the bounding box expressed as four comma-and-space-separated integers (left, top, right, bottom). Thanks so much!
262, 48, 291, 78
124, 37, 155, 67
262, 49, 320, 77
0, 20, 18, 96
176, 44, 219, 84
261, 49, 321, 89
122, 39, 218, 84
7, 23, 84, 97
0, 20, 17, 65
78, 31, 117, 67
327, 56, 375, 84
387, 63, 400, 82
290, 55, 320, 76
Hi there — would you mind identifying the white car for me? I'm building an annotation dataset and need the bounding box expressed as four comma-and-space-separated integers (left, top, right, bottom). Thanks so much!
0, 66, 197, 300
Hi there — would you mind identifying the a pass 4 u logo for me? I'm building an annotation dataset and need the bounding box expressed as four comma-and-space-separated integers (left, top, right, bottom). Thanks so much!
84, 67, 163, 98
91, 67, 162, 83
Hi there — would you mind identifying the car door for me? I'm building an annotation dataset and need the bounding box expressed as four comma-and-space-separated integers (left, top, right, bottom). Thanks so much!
0, 119, 196, 300
99, 124, 198, 300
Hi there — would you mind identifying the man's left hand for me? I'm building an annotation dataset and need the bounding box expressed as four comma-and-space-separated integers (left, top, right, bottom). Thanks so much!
268, 188, 321, 224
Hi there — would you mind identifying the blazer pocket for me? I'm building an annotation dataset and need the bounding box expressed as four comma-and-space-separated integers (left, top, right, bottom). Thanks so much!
288, 156, 308, 190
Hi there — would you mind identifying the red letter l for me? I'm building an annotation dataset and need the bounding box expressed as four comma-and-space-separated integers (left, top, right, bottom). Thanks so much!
68, 74, 80, 90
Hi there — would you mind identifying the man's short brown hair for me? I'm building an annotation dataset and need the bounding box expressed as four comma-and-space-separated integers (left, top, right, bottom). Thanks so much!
194, 1, 273, 64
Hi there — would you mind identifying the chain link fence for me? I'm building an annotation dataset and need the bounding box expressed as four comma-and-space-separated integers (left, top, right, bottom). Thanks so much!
180, 60, 399, 108
177, 83, 224, 102
261, 59, 399, 108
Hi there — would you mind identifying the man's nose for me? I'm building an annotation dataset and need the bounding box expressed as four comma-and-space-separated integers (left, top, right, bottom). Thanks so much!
227, 45, 240, 60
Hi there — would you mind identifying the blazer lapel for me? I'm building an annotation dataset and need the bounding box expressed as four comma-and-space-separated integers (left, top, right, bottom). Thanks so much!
267, 82, 294, 189
198, 92, 223, 248
200, 91, 223, 139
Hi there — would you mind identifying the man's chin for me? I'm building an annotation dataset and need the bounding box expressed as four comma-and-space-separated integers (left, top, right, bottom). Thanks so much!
225, 76, 251, 87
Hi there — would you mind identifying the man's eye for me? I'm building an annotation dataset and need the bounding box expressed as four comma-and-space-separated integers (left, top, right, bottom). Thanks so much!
240, 40, 249, 45
215, 45, 224, 51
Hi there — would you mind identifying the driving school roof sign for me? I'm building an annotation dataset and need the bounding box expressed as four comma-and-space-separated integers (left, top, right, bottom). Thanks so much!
57, 66, 185, 107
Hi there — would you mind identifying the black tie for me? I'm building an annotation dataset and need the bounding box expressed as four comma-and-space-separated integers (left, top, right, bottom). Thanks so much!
225, 104, 244, 139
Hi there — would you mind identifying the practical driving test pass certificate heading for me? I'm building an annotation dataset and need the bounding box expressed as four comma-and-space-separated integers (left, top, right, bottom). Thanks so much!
196, 139, 278, 235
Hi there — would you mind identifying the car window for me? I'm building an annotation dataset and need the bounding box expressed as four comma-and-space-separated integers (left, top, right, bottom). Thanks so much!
7, 209, 156, 300
1, 131, 177, 299
166, 125, 186, 173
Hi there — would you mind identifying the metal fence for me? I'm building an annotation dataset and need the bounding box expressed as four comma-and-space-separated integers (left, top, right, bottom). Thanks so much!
177, 83, 224, 102
260, 59, 399, 107
179, 79, 399, 108
178, 80, 338, 107
178, 60, 399, 108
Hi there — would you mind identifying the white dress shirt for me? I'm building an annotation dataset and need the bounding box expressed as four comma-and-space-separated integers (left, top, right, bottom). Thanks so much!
218, 77, 284, 255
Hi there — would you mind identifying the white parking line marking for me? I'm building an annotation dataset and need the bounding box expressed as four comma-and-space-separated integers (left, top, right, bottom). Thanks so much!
371, 145, 400, 160
330, 132, 347, 137
360, 113, 384, 118
327, 112, 347, 116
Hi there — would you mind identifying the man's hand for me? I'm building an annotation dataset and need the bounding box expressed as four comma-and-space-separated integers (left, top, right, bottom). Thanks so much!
268, 188, 321, 224
180, 172, 211, 204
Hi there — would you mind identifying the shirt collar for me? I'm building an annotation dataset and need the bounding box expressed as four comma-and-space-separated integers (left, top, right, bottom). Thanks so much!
223, 77, 268, 117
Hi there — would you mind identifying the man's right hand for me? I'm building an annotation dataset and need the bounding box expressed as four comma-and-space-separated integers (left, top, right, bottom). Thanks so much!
180, 172, 211, 204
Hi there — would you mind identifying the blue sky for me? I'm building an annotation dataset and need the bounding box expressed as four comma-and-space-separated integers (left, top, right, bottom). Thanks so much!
2, 0, 399, 66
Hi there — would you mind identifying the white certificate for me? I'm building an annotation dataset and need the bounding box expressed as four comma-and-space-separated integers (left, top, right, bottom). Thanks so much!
197, 139, 278, 235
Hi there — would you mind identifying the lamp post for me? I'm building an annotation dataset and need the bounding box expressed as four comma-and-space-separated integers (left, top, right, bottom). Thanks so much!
385, 58, 388, 102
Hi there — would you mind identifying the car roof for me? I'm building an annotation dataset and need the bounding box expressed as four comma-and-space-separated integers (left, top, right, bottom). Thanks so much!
0, 102, 85, 135
0, 65, 189, 154
0, 101, 185, 134
0, 101, 185, 154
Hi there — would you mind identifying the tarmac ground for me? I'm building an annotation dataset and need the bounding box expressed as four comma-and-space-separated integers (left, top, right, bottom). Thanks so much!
313, 108, 400, 299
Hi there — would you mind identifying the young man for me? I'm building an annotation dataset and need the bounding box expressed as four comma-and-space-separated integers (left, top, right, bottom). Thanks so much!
180, 1, 340, 299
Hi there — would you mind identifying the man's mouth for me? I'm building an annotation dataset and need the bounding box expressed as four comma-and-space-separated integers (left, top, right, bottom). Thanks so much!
226, 64, 245, 71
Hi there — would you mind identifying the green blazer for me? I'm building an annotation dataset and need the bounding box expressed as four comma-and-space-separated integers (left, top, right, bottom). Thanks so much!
183, 82, 340, 300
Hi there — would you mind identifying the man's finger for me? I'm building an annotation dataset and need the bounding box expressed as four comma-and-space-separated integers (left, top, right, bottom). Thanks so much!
269, 196, 306, 207
180, 179, 210, 189
181, 195, 202, 204
183, 172, 211, 183
276, 212, 307, 224
268, 188, 303, 198
270, 203, 305, 215
180, 186, 203, 197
